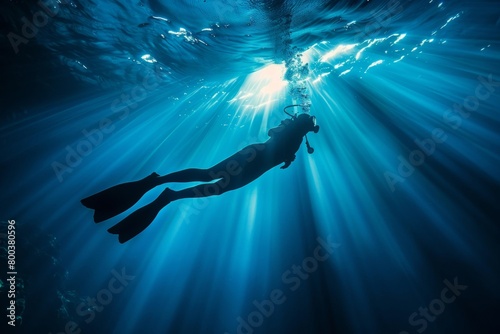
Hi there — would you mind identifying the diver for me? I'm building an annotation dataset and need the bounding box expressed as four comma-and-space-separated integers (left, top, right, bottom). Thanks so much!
81, 105, 320, 243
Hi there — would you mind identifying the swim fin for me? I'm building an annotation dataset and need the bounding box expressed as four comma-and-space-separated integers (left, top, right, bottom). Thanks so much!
81, 172, 161, 223
107, 187, 174, 243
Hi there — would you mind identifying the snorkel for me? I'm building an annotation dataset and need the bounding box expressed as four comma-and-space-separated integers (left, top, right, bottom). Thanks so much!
283, 104, 320, 154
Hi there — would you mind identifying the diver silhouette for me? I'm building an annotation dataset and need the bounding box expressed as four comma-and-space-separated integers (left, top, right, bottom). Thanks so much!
81, 106, 319, 243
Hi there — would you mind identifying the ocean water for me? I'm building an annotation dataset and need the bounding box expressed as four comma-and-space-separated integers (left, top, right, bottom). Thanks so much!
1, 0, 499, 333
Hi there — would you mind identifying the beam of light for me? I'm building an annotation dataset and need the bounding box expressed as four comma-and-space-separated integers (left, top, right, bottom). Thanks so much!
228, 63, 288, 118
312, 71, 331, 84
320, 44, 358, 62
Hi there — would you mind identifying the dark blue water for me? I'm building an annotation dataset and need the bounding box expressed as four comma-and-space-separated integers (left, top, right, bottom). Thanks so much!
1, 0, 499, 333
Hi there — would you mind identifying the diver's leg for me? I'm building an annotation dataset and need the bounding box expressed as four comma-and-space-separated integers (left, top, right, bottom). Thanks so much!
156, 168, 213, 184
163, 145, 272, 200
154, 149, 251, 185
154, 142, 268, 186
163, 164, 267, 203
157, 181, 233, 204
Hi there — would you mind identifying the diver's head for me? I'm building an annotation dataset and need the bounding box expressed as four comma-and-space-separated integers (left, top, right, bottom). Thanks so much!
281, 105, 320, 154
294, 114, 319, 154
296, 113, 320, 135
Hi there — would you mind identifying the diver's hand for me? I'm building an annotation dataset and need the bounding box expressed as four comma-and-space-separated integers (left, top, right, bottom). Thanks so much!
280, 155, 296, 169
